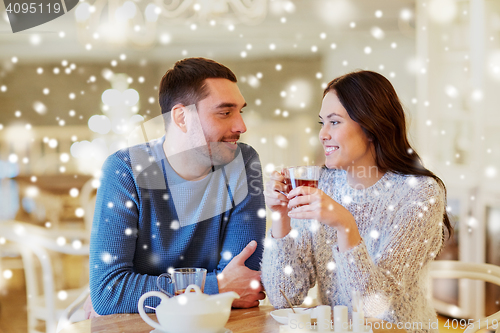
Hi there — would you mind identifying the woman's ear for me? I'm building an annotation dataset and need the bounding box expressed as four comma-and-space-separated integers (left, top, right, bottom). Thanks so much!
171, 104, 187, 133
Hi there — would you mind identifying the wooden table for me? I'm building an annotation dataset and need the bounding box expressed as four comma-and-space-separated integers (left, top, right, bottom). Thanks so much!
60, 306, 407, 333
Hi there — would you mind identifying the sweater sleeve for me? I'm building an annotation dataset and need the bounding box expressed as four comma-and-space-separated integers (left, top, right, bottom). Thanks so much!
261, 218, 318, 308
89, 152, 160, 315
204, 148, 266, 294
89, 146, 266, 313
332, 178, 445, 318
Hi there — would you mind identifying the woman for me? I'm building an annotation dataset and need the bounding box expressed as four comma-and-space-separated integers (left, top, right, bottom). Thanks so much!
261, 70, 452, 331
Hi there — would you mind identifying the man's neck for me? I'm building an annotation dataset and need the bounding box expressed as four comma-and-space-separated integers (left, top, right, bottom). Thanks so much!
162, 139, 213, 181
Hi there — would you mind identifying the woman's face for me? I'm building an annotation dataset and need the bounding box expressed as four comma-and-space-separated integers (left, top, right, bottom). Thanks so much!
319, 91, 376, 171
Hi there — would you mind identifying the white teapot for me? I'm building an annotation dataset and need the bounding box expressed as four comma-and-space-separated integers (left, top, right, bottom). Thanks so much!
138, 284, 240, 333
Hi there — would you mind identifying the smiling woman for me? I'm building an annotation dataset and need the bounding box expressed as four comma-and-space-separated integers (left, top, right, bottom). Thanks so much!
318, 92, 375, 181
262, 70, 452, 333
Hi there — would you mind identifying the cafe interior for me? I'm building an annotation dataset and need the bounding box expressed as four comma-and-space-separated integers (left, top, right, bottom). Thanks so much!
1, 0, 500, 332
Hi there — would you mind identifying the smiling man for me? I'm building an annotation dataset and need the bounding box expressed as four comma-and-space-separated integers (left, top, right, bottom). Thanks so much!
88, 58, 266, 316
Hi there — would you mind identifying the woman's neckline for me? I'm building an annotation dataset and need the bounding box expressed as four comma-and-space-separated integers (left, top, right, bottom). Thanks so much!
337, 169, 394, 201
344, 169, 387, 191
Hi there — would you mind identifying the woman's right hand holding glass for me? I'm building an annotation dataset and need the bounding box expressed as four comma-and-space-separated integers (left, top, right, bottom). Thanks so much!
264, 170, 292, 238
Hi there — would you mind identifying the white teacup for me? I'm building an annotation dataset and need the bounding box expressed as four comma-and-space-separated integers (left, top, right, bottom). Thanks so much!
138, 284, 239, 333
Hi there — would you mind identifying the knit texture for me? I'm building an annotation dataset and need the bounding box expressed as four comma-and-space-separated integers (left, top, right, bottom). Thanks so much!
89, 137, 265, 315
262, 169, 444, 333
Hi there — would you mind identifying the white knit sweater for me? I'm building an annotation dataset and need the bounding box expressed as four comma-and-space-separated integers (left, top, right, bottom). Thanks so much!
261, 169, 445, 333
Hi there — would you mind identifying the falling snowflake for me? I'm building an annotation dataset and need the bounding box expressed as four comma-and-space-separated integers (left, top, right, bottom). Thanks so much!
407, 176, 418, 187
310, 220, 320, 232
75, 208, 84, 217
101, 252, 113, 264
271, 211, 282, 221
341, 195, 353, 205
222, 251, 232, 260
257, 208, 266, 218
284, 265, 293, 275
3, 270, 13, 279
170, 220, 180, 230
327, 261, 336, 271
250, 280, 260, 289
57, 290, 68, 300
56, 236, 66, 246
177, 295, 188, 305
264, 238, 273, 248
150, 254, 160, 264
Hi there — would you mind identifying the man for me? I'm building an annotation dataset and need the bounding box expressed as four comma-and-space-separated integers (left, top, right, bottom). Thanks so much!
88, 58, 266, 315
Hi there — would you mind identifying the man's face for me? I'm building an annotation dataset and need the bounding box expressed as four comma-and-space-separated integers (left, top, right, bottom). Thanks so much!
189, 78, 247, 166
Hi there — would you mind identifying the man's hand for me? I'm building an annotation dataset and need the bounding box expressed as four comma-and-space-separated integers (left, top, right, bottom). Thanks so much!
218, 240, 266, 308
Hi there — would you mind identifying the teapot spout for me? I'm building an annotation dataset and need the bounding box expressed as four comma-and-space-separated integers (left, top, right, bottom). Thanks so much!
210, 291, 240, 306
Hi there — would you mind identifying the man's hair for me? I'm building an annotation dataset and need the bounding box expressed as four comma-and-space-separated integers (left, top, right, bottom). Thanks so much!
159, 58, 237, 114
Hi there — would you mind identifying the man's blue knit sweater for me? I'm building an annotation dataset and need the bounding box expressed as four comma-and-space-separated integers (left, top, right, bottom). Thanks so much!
89, 137, 265, 315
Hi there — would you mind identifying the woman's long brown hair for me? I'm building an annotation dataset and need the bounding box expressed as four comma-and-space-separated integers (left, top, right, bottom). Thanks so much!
324, 70, 453, 238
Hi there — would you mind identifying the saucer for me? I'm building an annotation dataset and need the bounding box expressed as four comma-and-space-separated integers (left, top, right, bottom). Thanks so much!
150, 328, 232, 333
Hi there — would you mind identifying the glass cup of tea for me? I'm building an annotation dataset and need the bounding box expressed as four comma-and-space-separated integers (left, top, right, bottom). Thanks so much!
157, 268, 207, 297
282, 166, 321, 193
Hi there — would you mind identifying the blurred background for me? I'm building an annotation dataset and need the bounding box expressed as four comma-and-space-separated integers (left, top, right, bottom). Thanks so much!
1, 0, 500, 332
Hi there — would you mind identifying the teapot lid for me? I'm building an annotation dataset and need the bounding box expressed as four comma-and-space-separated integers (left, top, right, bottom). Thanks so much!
157, 285, 212, 314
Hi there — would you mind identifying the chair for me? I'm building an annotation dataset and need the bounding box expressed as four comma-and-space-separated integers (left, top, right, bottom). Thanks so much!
0, 220, 90, 333
15, 180, 63, 228
79, 177, 98, 237
430, 260, 500, 333
55, 286, 89, 333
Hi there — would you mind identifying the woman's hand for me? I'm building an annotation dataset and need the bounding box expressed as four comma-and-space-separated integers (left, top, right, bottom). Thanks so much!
264, 171, 292, 238
287, 186, 361, 251
287, 187, 349, 227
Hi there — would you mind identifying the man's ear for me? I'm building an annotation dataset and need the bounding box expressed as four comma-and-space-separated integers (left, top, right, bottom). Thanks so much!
171, 104, 187, 133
